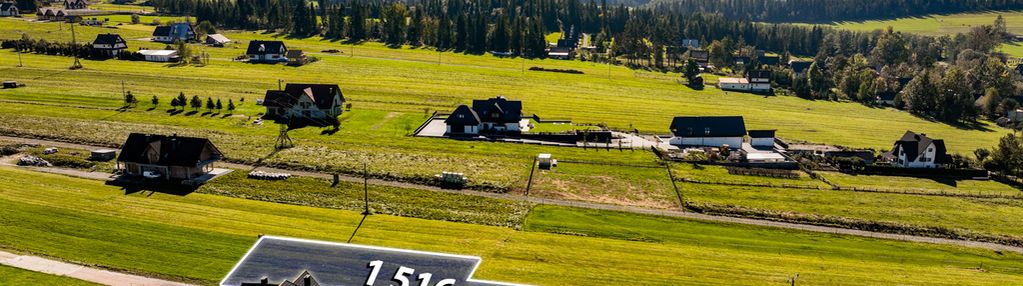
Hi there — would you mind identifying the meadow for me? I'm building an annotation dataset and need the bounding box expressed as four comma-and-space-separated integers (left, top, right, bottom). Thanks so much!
821, 11, 1023, 36
2, 166, 1022, 285
199, 171, 534, 227
0, 15, 1012, 201
681, 182, 1023, 242
820, 171, 1023, 196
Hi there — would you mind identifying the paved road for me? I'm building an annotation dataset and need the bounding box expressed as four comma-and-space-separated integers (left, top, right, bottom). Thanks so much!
0, 250, 194, 286
4, 135, 1023, 254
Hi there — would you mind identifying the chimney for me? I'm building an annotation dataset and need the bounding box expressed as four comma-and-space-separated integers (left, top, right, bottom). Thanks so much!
303, 276, 311, 286
260, 278, 269, 285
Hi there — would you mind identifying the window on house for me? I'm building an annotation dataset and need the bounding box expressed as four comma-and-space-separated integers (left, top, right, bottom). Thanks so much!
458, 114, 464, 118
704, 128, 710, 135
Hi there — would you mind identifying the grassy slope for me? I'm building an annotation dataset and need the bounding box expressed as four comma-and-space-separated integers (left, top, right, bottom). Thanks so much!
0, 17, 1008, 156
1, 167, 1022, 285
823, 11, 1023, 36
820, 171, 1023, 196
0, 265, 101, 286
198, 171, 533, 227
682, 182, 1023, 238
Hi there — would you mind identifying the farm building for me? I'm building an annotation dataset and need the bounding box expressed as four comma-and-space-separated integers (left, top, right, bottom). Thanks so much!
152, 23, 196, 43
444, 96, 525, 135
3, 81, 18, 89
669, 116, 747, 149
547, 46, 573, 60
36, 8, 67, 21
718, 70, 771, 92
0, 2, 18, 16
883, 131, 951, 168
760, 55, 780, 66
262, 83, 346, 122
63, 0, 87, 9
204, 34, 231, 46
717, 77, 750, 91
286, 50, 307, 66
748, 130, 776, 148
91, 33, 127, 58
688, 50, 709, 67
116, 133, 223, 180
137, 50, 179, 62
247, 40, 288, 63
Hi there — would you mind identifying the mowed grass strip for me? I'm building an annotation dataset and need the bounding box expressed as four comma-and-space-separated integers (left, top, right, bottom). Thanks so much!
820, 171, 1022, 196
672, 163, 829, 188
1, 167, 1022, 285
0, 264, 102, 286
198, 171, 533, 227
682, 182, 1023, 239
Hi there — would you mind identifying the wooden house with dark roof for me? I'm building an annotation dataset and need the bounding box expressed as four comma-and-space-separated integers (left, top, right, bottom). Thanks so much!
883, 131, 951, 168
262, 83, 345, 122
444, 96, 525, 135
668, 116, 747, 149
0, 2, 19, 17
91, 33, 127, 57
63, 0, 88, 9
152, 23, 196, 43
445, 104, 481, 135
247, 40, 288, 63
116, 133, 222, 180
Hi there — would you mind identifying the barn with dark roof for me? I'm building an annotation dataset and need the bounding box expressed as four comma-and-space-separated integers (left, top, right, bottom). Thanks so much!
116, 133, 222, 180
668, 116, 747, 149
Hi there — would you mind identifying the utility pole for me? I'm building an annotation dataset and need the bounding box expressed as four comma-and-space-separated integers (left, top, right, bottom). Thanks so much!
69, 22, 82, 70
17, 49, 22, 67
362, 162, 370, 215
277, 79, 283, 90
121, 81, 126, 99
437, 49, 441, 65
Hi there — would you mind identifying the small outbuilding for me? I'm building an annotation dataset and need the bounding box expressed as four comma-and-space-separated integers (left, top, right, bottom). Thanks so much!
89, 149, 117, 161
138, 49, 179, 62
748, 130, 776, 148
204, 33, 231, 46
2, 81, 17, 89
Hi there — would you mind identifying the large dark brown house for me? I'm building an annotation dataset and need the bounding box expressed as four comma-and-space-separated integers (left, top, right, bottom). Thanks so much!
116, 133, 222, 180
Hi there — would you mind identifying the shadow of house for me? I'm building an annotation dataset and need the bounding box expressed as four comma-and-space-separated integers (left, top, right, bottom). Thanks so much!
262, 83, 346, 127
115, 133, 223, 181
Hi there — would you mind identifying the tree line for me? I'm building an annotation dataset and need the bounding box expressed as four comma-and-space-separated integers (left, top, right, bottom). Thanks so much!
646, 0, 1023, 23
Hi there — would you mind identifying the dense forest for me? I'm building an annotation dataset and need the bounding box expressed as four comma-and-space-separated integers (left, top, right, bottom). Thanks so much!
646, 0, 1023, 23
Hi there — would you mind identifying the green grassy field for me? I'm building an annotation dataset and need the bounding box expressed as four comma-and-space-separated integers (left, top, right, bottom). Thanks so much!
0, 265, 101, 286
672, 163, 828, 188
0, 15, 1012, 205
820, 171, 1023, 196
2, 167, 1023, 285
804, 11, 1023, 36
199, 171, 533, 227
682, 182, 1023, 240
